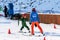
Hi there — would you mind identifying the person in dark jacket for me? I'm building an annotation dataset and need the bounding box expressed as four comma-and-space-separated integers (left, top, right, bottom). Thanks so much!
3, 6, 8, 17
18, 14, 30, 33
30, 8, 43, 35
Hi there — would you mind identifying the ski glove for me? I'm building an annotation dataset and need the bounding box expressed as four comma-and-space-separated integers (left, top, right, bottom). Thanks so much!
29, 22, 31, 25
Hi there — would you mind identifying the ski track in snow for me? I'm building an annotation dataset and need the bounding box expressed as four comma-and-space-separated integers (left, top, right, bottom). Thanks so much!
0, 17, 60, 40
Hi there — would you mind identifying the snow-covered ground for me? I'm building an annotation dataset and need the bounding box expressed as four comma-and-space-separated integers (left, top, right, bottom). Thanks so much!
0, 16, 60, 40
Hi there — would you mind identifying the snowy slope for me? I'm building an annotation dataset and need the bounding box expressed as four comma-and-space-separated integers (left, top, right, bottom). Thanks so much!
0, 17, 60, 40
0, 0, 60, 13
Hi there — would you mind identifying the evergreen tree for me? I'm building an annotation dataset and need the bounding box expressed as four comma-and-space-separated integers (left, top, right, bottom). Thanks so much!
0, 6, 2, 11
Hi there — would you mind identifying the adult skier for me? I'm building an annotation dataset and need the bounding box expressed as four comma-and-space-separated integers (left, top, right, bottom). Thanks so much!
30, 8, 44, 35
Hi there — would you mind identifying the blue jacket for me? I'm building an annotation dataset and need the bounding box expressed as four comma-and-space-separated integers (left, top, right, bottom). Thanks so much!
8, 9, 14, 15
8, 3, 13, 9
30, 11, 40, 23
8, 3, 14, 15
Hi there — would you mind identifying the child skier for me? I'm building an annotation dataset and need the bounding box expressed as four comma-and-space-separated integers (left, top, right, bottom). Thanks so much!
30, 8, 44, 35
18, 14, 30, 33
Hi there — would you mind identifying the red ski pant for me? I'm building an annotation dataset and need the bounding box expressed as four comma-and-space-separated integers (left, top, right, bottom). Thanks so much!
31, 22, 43, 35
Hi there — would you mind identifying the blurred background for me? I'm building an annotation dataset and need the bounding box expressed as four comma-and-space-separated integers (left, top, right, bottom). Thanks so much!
0, 0, 60, 14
